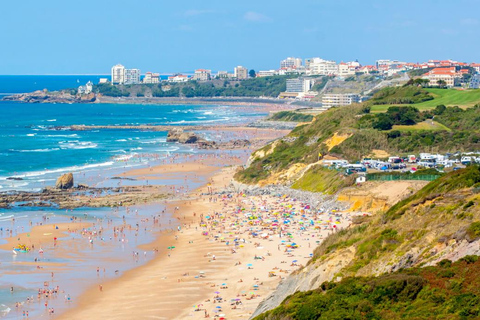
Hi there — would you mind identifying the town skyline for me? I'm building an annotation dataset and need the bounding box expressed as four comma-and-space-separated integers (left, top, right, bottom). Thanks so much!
1, 0, 480, 75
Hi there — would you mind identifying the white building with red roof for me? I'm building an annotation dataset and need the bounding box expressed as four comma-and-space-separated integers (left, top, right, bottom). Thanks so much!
423, 67, 460, 87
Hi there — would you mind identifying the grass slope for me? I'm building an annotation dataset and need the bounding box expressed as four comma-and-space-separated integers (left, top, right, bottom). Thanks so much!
267, 111, 314, 122
371, 88, 480, 112
291, 165, 354, 194
254, 257, 480, 320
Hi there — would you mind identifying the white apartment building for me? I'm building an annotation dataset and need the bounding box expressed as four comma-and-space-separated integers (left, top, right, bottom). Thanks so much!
306, 58, 338, 75
234, 66, 248, 80
192, 69, 212, 81
124, 69, 141, 84
143, 72, 160, 84
257, 70, 276, 77
280, 57, 302, 69
338, 63, 357, 76
111, 64, 126, 84
322, 93, 360, 108
286, 78, 315, 93
111, 64, 141, 84
99, 78, 109, 84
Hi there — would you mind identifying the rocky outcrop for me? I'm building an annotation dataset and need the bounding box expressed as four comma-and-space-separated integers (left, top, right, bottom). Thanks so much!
166, 128, 201, 144
55, 173, 74, 189
2, 90, 96, 104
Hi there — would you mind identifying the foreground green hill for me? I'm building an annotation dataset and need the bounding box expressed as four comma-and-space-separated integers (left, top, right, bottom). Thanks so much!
255, 257, 480, 320
252, 166, 480, 319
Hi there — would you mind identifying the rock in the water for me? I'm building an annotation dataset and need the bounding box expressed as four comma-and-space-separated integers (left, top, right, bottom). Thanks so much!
56, 173, 74, 189
167, 128, 201, 144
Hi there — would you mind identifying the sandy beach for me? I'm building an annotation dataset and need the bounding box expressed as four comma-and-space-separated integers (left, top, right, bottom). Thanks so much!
54, 161, 353, 320
1, 126, 349, 320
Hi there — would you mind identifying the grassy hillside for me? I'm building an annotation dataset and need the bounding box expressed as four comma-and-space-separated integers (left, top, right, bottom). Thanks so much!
369, 86, 434, 105
371, 88, 480, 112
235, 103, 480, 184
267, 111, 314, 122
254, 257, 480, 320
291, 165, 354, 194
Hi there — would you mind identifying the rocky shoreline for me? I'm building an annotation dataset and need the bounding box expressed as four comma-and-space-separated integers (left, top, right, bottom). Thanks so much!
0, 185, 170, 209
3, 90, 96, 103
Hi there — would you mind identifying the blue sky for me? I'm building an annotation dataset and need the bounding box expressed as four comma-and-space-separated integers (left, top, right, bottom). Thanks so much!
1, 0, 479, 74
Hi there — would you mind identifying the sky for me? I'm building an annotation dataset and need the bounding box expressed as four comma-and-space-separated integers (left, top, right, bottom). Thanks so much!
1, 0, 479, 75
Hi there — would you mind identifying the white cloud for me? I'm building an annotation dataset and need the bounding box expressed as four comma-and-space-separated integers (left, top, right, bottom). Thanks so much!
460, 18, 479, 25
184, 9, 214, 17
244, 11, 272, 23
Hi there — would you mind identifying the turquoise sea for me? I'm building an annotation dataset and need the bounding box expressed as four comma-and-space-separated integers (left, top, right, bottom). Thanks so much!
0, 75, 266, 318
0, 75, 265, 191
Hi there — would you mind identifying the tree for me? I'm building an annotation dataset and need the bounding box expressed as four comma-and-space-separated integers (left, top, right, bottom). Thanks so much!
249, 69, 256, 78
437, 80, 447, 88
373, 114, 394, 130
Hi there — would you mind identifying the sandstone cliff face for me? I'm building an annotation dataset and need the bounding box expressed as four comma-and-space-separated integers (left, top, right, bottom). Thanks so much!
55, 173, 74, 189
251, 247, 355, 319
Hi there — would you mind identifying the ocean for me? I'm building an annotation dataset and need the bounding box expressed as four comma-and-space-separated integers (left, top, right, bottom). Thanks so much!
0, 75, 265, 191
0, 75, 266, 318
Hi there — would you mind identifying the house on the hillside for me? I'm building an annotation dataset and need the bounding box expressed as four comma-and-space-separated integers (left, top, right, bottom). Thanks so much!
422, 67, 461, 87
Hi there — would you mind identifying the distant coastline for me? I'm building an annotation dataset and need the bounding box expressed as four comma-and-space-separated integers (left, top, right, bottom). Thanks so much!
2, 90, 325, 108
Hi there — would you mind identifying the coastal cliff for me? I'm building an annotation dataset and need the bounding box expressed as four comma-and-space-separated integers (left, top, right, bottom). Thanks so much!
250, 165, 480, 319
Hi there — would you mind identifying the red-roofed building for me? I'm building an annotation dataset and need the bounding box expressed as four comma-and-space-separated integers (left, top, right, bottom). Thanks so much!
423, 67, 460, 87
470, 63, 480, 73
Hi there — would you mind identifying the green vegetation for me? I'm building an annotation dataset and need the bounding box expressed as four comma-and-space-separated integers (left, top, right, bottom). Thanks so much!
254, 258, 480, 320
267, 111, 314, 122
235, 105, 363, 183
371, 88, 480, 112
93, 83, 130, 97
291, 165, 354, 194
385, 165, 480, 222
369, 86, 434, 105
235, 102, 480, 184
95, 76, 295, 98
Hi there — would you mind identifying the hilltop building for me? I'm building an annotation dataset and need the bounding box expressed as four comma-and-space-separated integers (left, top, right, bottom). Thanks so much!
257, 70, 276, 77
286, 78, 315, 93
111, 64, 126, 84
111, 64, 141, 84
280, 57, 302, 69
322, 93, 360, 108
78, 81, 93, 95
423, 67, 460, 87
338, 61, 360, 77
192, 69, 212, 81
143, 72, 160, 84
305, 58, 338, 76
168, 74, 189, 82
124, 69, 141, 84
234, 66, 248, 80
